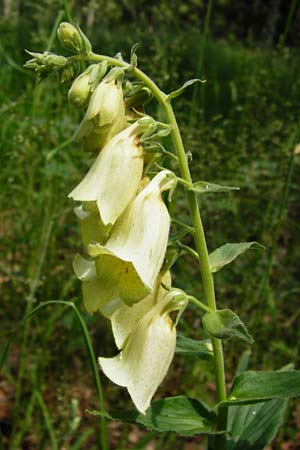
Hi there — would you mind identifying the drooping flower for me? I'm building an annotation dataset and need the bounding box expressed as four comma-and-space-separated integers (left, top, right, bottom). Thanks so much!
87, 170, 177, 306
69, 118, 155, 227
98, 272, 186, 413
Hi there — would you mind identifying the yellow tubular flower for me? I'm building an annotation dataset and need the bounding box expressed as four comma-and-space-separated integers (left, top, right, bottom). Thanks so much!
88, 170, 177, 306
98, 279, 185, 414
69, 120, 149, 227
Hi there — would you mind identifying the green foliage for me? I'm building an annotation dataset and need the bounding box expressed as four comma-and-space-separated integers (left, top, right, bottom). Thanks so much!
208, 242, 264, 273
90, 396, 219, 436
175, 334, 214, 360
227, 370, 300, 404
227, 399, 288, 450
1, 2, 300, 448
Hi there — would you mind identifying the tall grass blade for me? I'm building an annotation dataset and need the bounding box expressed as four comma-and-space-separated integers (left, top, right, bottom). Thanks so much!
24, 300, 108, 450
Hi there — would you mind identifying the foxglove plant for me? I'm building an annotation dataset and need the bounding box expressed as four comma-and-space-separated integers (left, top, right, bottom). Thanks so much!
24, 21, 300, 450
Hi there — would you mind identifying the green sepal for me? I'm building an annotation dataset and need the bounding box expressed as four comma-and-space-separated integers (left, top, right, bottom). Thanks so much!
175, 334, 213, 360
202, 309, 254, 344
167, 79, 205, 101
88, 396, 220, 436
130, 43, 139, 69
76, 23, 92, 55
225, 369, 300, 405
189, 181, 240, 194
209, 242, 264, 273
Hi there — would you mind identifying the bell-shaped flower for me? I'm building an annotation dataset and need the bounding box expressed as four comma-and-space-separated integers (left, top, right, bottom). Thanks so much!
110, 271, 172, 348
69, 118, 154, 227
87, 170, 177, 306
74, 68, 126, 152
98, 277, 186, 414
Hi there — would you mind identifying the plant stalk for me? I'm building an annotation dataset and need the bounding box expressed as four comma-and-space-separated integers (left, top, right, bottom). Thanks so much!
88, 52, 228, 445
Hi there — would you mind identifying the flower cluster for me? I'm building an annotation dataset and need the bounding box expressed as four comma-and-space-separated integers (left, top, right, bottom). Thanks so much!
68, 64, 185, 413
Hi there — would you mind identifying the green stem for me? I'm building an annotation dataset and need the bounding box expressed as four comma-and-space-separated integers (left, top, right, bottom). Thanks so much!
187, 295, 213, 313
87, 52, 228, 445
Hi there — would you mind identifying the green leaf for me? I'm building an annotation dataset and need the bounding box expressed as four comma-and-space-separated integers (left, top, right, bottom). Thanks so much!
175, 334, 213, 360
226, 370, 300, 404
227, 398, 288, 450
167, 79, 204, 100
189, 181, 240, 194
202, 309, 254, 344
209, 242, 264, 273
89, 396, 220, 436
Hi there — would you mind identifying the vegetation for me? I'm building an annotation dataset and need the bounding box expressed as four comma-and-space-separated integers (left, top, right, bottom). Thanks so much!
1, 1, 300, 448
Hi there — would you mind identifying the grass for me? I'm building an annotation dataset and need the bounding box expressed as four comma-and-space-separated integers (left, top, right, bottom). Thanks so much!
0, 4, 300, 448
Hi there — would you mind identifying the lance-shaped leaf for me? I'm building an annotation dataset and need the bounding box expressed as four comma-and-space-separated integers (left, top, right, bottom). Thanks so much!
203, 309, 254, 344
98, 287, 185, 414
209, 242, 264, 273
69, 119, 150, 227
225, 370, 300, 405
88, 170, 176, 306
167, 79, 205, 100
189, 181, 240, 194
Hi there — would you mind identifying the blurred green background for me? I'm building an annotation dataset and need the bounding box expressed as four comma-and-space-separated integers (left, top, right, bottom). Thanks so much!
0, 0, 300, 448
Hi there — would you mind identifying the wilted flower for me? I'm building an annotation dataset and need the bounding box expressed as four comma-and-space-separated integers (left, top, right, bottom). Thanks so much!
86, 170, 177, 306
69, 118, 155, 227
98, 273, 186, 413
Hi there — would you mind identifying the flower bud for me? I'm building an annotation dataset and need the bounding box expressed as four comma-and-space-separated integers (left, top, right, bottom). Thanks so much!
73, 69, 126, 151
69, 119, 150, 227
57, 22, 85, 53
24, 51, 67, 81
86, 170, 176, 306
45, 54, 67, 68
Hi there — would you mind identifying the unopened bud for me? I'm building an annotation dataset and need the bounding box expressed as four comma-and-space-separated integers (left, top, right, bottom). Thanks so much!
68, 63, 105, 108
45, 54, 67, 68
57, 22, 86, 53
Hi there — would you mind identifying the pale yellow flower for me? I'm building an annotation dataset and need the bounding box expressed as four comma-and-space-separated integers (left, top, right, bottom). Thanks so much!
98, 273, 185, 413
88, 170, 176, 306
69, 120, 148, 227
